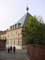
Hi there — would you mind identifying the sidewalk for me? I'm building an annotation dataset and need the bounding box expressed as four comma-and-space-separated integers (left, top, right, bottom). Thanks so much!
0, 49, 29, 60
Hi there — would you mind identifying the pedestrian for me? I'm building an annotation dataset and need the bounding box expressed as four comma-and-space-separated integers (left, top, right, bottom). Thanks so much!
10, 46, 12, 52
8, 47, 10, 53
13, 46, 16, 54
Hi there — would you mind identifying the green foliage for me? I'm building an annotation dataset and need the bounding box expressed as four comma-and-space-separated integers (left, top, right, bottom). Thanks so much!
25, 16, 45, 45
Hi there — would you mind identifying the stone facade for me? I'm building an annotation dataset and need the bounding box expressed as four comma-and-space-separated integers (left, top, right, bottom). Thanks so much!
6, 28, 23, 49
0, 12, 31, 49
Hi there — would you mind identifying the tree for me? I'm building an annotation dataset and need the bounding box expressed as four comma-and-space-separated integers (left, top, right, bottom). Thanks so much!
24, 16, 45, 45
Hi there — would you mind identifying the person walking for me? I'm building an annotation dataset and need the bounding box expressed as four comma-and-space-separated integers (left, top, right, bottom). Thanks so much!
8, 47, 10, 53
13, 46, 16, 54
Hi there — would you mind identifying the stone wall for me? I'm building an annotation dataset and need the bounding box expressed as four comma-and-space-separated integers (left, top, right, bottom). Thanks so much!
27, 44, 45, 60
0, 40, 6, 50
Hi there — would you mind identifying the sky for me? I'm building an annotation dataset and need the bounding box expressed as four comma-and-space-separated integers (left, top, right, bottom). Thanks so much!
0, 0, 45, 31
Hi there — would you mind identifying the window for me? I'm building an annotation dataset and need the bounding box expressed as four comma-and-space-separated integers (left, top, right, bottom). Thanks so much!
18, 23, 21, 28
10, 26, 12, 30
6, 40, 9, 45
15, 24, 17, 28
13, 25, 14, 30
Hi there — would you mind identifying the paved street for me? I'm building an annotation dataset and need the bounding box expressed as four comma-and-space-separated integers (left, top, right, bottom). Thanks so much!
0, 49, 29, 60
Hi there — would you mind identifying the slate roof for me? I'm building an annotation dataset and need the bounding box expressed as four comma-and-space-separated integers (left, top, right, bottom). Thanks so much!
15, 12, 31, 28
9, 12, 32, 30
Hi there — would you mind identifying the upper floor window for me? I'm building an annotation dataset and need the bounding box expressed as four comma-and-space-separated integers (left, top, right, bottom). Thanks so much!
10, 26, 12, 30
18, 23, 21, 28
10, 25, 14, 30
13, 25, 14, 30
15, 24, 18, 28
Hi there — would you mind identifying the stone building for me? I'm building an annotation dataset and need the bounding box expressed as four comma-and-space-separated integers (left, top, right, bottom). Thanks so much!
0, 8, 32, 49
0, 31, 6, 50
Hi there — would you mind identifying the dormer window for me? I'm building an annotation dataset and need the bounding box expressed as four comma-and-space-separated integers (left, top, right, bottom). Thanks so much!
10, 26, 12, 30
18, 23, 21, 28
10, 25, 14, 30
18, 23, 21, 25
13, 25, 15, 30
15, 24, 17, 28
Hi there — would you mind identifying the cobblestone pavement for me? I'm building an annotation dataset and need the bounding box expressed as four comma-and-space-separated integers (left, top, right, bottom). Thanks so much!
0, 49, 29, 60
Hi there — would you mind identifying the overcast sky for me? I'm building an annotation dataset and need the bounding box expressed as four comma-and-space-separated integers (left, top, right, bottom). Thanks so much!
0, 0, 45, 31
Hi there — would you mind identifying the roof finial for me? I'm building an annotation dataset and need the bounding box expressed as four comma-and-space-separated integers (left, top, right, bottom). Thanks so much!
26, 0, 30, 13
26, 6, 29, 12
